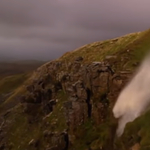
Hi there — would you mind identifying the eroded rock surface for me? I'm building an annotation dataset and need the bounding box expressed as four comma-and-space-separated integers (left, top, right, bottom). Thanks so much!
0, 58, 132, 150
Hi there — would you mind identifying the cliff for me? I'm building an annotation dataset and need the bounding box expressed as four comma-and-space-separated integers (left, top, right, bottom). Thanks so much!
0, 29, 150, 150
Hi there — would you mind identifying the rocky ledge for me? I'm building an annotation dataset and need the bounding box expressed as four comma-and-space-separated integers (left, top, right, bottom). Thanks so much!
0, 57, 129, 150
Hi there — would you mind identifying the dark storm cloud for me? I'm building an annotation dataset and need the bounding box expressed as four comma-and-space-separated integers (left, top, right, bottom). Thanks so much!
0, 0, 150, 60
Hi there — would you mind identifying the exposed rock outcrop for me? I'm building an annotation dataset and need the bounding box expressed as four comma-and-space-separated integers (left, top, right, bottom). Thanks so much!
14, 57, 131, 149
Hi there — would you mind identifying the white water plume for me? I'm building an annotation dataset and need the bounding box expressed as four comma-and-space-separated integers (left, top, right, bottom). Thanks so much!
113, 54, 150, 137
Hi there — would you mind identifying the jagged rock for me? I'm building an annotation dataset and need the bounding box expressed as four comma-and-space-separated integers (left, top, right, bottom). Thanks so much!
50, 133, 68, 150
30, 61, 114, 133
74, 56, 83, 62
43, 99, 57, 114
92, 61, 102, 65
12, 59, 132, 149
43, 130, 53, 137
74, 80, 87, 100
28, 139, 39, 147
72, 62, 82, 73
28, 139, 35, 146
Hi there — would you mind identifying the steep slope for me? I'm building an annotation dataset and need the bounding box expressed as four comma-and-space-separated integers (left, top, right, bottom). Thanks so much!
0, 61, 45, 118
0, 29, 150, 150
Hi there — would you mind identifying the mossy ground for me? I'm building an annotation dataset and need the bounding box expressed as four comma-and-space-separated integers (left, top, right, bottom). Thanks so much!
117, 110, 150, 150
43, 90, 68, 132
0, 73, 28, 94
6, 105, 42, 150
3, 89, 68, 150
60, 29, 150, 72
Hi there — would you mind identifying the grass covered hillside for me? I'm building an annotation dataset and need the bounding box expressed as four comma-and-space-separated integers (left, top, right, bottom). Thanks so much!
0, 60, 45, 114
0, 29, 150, 150
60, 29, 150, 71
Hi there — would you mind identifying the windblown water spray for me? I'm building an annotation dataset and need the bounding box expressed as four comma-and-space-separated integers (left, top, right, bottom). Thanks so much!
113, 54, 150, 137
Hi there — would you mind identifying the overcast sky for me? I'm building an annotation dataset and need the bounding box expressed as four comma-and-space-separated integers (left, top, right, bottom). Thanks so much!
0, 0, 150, 61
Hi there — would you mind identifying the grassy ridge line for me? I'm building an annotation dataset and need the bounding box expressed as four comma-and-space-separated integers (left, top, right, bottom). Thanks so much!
60, 29, 150, 72
0, 74, 27, 94
59, 31, 145, 63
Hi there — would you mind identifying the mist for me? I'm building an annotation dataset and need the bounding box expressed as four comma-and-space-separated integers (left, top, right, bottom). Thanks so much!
113, 53, 150, 137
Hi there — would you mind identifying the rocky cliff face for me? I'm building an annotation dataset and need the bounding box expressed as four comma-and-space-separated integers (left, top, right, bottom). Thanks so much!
1, 29, 150, 150
0, 57, 132, 150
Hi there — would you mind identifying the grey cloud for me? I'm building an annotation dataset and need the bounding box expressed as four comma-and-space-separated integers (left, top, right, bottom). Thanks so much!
0, 0, 64, 26
0, 0, 150, 60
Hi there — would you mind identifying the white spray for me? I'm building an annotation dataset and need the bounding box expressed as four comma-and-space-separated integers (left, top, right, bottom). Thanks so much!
113, 54, 150, 137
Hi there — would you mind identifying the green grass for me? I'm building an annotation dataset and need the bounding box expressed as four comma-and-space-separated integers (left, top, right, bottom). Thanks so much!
0, 74, 28, 94
6, 90, 68, 150
72, 118, 113, 150
59, 31, 144, 63
0, 73, 30, 114
43, 90, 68, 132
6, 105, 42, 150
120, 110, 150, 150
59, 29, 150, 73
